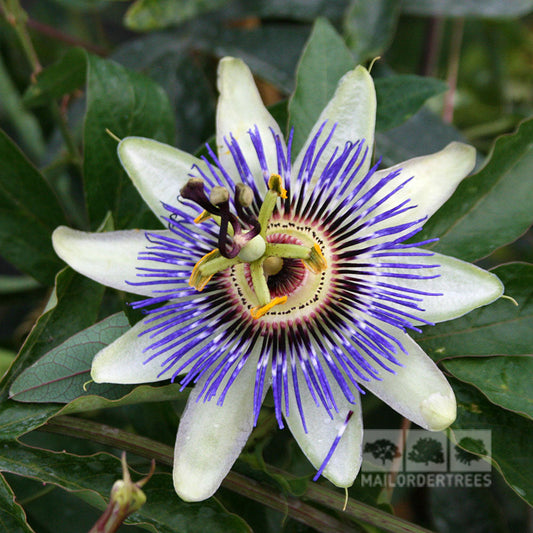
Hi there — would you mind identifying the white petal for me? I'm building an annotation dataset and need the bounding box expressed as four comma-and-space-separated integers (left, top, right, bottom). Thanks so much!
284, 367, 363, 487
118, 137, 204, 220
52, 226, 171, 297
368, 142, 476, 227
362, 328, 456, 431
292, 65, 376, 191
91, 318, 170, 384
216, 57, 284, 192
373, 249, 503, 324
173, 352, 263, 501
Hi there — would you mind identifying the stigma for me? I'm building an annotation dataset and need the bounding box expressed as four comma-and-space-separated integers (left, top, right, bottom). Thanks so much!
182, 174, 327, 318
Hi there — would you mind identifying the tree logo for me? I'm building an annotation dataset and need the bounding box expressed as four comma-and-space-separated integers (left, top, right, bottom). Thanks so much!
364, 439, 401, 465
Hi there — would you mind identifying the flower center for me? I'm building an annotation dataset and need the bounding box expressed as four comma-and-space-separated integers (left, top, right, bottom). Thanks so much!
182, 174, 327, 318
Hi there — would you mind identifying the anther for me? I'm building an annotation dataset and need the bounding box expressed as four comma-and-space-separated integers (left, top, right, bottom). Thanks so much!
210, 186, 230, 206
250, 296, 288, 319
235, 183, 254, 207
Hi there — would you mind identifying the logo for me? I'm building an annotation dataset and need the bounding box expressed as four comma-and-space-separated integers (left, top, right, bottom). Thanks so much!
360, 429, 491, 488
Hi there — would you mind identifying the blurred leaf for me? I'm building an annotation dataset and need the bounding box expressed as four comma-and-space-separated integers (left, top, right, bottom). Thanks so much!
239, 0, 349, 21
451, 380, 533, 505
376, 107, 464, 166
0, 275, 40, 294
343, 0, 401, 62
0, 473, 34, 533
196, 24, 310, 93
0, 54, 45, 160
0, 130, 67, 285
9, 313, 130, 403
445, 356, 533, 419
22, 47, 87, 108
83, 53, 175, 229
0, 446, 251, 533
401, 0, 533, 17
416, 263, 533, 360
429, 486, 508, 533
375, 75, 448, 131
125, 0, 231, 31
0, 268, 104, 441
288, 18, 355, 155
423, 118, 533, 262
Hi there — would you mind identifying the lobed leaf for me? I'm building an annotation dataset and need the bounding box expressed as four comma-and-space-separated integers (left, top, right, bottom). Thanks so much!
0, 268, 104, 440
0, 130, 67, 285
423, 118, 533, 262
0, 473, 34, 533
445, 356, 533, 419
9, 313, 131, 404
374, 75, 448, 132
84, 53, 175, 229
451, 380, 533, 506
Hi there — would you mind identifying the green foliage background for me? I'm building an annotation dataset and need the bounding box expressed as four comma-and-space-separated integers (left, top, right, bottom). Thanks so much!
0, 0, 532, 531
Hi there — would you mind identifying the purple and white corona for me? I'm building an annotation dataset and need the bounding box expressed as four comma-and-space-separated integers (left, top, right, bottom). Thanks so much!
52, 57, 503, 501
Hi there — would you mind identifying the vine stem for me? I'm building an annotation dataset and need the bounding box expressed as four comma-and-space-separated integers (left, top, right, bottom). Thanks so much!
41, 416, 435, 533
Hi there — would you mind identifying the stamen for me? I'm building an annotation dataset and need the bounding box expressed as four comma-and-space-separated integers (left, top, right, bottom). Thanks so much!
303, 243, 327, 274
251, 296, 288, 319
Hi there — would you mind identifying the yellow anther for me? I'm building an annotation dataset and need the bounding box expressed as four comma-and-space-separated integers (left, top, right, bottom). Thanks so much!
189, 249, 218, 291
268, 174, 287, 199
303, 243, 327, 274
250, 296, 288, 319
194, 210, 211, 224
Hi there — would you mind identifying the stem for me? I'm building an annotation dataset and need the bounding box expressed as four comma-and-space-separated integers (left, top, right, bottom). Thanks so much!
41, 416, 435, 533
50, 100, 83, 169
1, 0, 41, 75
442, 18, 465, 124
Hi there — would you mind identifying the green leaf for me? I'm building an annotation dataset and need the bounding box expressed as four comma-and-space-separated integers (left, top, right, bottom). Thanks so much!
61, 383, 186, 415
9, 313, 130, 404
22, 47, 87, 108
401, 0, 533, 17
451, 380, 533, 505
83, 53, 175, 229
445, 356, 533, 419
0, 473, 34, 533
375, 75, 448, 132
0, 446, 250, 533
0, 268, 105, 440
0, 130, 67, 284
423, 118, 533, 262
125, 0, 231, 31
343, 0, 401, 62
288, 18, 355, 155
415, 263, 533, 361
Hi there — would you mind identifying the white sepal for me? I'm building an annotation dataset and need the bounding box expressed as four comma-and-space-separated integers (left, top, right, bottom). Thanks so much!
362, 327, 456, 431
292, 66, 376, 192
52, 226, 174, 297
216, 57, 284, 194
118, 137, 205, 220
284, 367, 363, 487
173, 352, 262, 501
